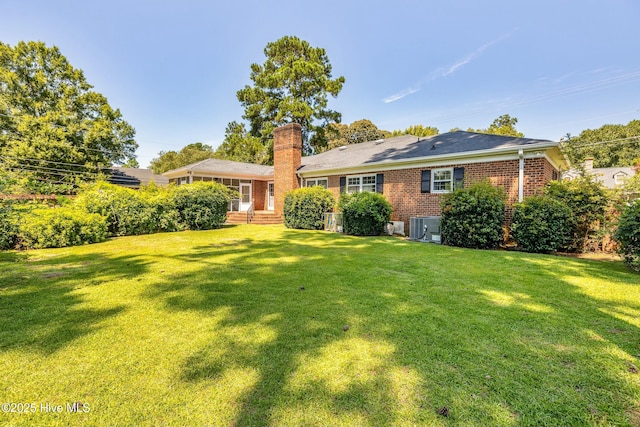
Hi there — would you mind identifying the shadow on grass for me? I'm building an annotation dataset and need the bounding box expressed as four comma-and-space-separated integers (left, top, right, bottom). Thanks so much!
139, 229, 640, 426
0, 251, 149, 354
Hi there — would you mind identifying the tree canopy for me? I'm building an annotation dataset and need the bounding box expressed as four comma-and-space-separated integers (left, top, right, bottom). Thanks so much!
150, 142, 215, 174
562, 119, 640, 168
233, 36, 345, 159
468, 114, 524, 137
214, 121, 267, 164
0, 41, 137, 193
324, 119, 390, 151
392, 124, 439, 138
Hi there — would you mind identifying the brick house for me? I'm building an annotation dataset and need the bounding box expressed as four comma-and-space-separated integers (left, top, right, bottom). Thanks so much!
163, 123, 568, 225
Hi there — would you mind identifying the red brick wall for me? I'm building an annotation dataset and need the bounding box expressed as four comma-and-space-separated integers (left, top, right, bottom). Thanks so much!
273, 124, 302, 214
324, 157, 557, 225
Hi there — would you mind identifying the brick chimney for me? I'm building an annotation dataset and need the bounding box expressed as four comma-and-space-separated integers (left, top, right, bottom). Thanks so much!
584, 157, 594, 171
273, 123, 302, 214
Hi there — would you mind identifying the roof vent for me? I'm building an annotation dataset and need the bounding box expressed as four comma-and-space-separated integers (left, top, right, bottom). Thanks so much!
338, 145, 347, 151
374, 139, 385, 145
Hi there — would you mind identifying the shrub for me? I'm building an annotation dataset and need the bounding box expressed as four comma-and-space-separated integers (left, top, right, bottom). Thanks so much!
170, 182, 232, 230
284, 186, 336, 230
440, 181, 505, 249
511, 195, 573, 253
544, 177, 609, 252
138, 184, 183, 233
18, 207, 107, 249
0, 201, 18, 250
614, 199, 640, 272
339, 192, 392, 236
74, 182, 157, 236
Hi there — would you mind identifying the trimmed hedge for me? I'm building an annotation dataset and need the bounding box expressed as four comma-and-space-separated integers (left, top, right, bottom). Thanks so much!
440, 181, 505, 249
339, 192, 392, 236
170, 181, 232, 230
615, 199, 640, 272
511, 195, 573, 253
284, 186, 336, 230
18, 207, 107, 249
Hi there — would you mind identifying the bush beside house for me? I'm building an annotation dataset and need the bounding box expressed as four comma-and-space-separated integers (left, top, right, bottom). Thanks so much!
284, 186, 336, 230
339, 192, 392, 236
440, 181, 505, 249
544, 177, 609, 252
511, 195, 573, 253
615, 199, 640, 272
171, 182, 232, 230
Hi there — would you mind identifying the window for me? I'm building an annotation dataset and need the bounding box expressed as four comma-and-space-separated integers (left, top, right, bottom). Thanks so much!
614, 173, 627, 186
346, 174, 376, 194
306, 178, 328, 188
432, 168, 453, 193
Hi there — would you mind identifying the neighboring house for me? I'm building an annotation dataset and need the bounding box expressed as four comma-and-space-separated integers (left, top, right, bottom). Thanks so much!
163, 123, 568, 225
109, 167, 169, 189
563, 158, 637, 188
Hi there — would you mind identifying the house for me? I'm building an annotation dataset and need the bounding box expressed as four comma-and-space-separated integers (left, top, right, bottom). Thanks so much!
108, 167, 169, 189
563, 158, 636, 188
163, 123, 568, 226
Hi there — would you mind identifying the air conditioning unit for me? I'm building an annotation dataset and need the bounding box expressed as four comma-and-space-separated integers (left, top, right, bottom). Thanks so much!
385, 221, 405, 236
409, 216, 441, 243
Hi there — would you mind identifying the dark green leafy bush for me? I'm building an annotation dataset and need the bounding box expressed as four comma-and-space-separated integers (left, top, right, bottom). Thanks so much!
284, 186, 336, 230
18, 207, 107, 249
614, 199, 640, 272
74, 182, 157, 236
440, 181, 505, 249
339, 192, 392, 236
170, 182, 232, 230
511, 195, 573, 253
0, 201, 18, 250
544, 177, 608, 252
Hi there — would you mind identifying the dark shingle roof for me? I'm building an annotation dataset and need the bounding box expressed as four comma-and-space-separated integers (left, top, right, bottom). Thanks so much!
109, 167, 169, 188
299, 130, 557, 173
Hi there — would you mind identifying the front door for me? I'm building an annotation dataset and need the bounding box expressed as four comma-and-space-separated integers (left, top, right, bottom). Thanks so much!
239, 182, 252, 211
267, 182, 274, 211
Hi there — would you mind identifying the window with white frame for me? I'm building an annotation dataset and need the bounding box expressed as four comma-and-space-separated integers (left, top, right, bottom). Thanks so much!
347, 174, 376, 193
306, 178, 328, 189
614, 173, 627, 186
432, 168, 453, 193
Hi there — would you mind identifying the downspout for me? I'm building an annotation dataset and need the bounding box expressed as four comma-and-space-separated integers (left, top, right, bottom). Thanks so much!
518, 149, 524, 202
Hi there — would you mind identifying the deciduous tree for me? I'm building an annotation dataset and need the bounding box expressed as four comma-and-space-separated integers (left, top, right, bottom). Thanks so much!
562, 119, 640, 168
0, 41, 137, 193
150, 142, 215, 174
468, 114, 524, 137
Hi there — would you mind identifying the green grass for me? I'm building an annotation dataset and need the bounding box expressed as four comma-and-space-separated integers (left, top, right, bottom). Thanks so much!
0, 225, 639, 426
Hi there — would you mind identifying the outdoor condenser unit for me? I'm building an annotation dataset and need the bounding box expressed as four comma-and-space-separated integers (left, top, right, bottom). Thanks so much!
409, 216, 441, 243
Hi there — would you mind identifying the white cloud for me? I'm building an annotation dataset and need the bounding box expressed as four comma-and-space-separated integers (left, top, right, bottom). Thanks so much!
383, 30, 515, 103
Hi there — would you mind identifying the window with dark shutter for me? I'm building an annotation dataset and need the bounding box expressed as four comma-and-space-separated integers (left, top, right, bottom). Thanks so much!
339, 177, 346, 193
376, 174, 384, 193
421, 170, 431, 193
453, 167, 465, 190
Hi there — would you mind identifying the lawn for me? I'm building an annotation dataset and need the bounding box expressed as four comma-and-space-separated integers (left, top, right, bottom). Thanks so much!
0, 225, 639, 426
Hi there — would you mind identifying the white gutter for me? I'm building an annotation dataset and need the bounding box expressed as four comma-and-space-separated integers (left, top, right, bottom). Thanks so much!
518, 149, 524, 202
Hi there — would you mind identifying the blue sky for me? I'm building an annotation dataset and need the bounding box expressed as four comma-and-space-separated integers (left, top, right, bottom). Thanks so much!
2, 0, 639, 167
